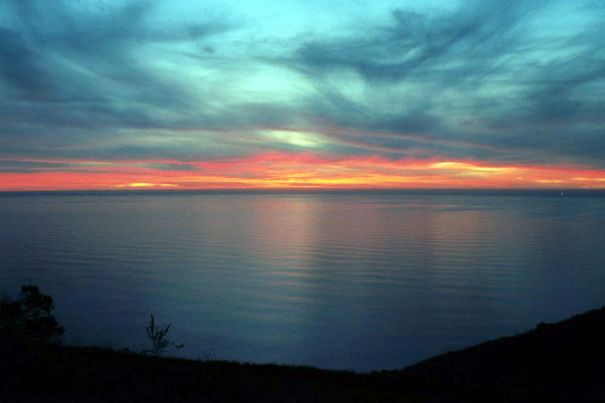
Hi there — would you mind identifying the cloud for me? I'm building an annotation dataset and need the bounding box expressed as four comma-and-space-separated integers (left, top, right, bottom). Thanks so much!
294, 0, 536, 83
0, 0, 265, 169
0, 159, 76, 173
287, 0, 605, 166
4, 152, 605, 191
0, 27, 54, 99
0, 0, 604, 183
0, 0, 233, 134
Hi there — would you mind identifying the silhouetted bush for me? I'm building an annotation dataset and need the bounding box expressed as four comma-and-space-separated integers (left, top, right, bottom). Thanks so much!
142, 314, 183, 355
0, 284, 64, 344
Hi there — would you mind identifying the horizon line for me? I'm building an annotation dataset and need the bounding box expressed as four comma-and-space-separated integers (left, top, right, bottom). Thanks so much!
2, 188, 605, 196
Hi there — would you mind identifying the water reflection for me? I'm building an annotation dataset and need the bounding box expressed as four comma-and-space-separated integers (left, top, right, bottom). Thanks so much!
1, 192, 605, 370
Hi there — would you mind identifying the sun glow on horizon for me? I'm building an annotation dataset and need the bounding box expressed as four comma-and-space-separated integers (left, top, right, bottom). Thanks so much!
116, 182, 179, 188
2, 153, 605, 192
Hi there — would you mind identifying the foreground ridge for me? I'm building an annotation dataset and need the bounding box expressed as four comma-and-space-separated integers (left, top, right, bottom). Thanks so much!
1, 306, 604, 402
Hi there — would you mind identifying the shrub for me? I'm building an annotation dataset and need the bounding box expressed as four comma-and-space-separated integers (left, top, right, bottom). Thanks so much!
142, 314, 184, 355
0, 285, 64, 344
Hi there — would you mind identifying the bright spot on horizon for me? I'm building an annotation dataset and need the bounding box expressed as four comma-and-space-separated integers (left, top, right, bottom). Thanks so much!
117, 183, 179, 188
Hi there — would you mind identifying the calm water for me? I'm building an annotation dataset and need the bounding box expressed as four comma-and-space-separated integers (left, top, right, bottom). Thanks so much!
1, 190, 605, 371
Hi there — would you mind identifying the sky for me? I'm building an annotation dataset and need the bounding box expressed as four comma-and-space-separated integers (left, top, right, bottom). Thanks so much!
1, 0, 604, 190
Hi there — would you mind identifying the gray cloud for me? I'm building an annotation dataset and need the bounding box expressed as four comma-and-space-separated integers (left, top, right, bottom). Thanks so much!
295, 1, 537, 83
0, 160, 75, 173
0, 0, 604, 172
288, 0, 605, 166
141, 163, 197, 171
0, 27, 54, 99
0, 2, 227, 112
0, 0, 244, 163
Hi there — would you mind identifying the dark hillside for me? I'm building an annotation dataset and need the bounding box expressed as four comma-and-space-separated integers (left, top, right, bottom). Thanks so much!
386, 306, 605, 402
1, 306, 604, 402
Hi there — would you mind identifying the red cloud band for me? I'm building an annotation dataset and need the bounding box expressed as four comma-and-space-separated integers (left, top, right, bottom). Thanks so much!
2, 152, 605, 191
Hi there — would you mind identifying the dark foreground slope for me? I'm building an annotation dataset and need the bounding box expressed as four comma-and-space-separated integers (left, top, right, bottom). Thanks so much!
1, 307, 604, 402
0, 344, 418, 403
384, 306, 605, 402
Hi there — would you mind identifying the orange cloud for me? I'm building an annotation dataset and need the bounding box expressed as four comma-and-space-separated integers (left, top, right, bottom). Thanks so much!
2, 153, 605, 191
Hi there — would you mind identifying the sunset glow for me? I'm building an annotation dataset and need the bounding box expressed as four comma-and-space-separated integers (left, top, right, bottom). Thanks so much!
0, 1, 603, 191
2, 153, 605, 191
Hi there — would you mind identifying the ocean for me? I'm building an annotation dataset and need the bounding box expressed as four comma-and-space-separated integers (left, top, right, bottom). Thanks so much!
1, 190, 604, 371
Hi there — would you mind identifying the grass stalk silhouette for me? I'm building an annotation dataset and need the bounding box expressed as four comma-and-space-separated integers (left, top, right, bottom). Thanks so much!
142, 314, 184, 355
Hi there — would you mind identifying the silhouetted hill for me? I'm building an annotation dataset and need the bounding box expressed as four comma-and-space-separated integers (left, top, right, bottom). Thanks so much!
385, 306, 605, 402
1, 306, 604, 402
0, 344, 417, 402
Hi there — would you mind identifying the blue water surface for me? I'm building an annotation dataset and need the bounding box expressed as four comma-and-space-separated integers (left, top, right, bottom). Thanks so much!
1, 190, 604, 371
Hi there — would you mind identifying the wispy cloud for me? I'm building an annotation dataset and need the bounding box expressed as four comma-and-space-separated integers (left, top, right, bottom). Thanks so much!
0, 0, 604, 188
288, 0, 605, 165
